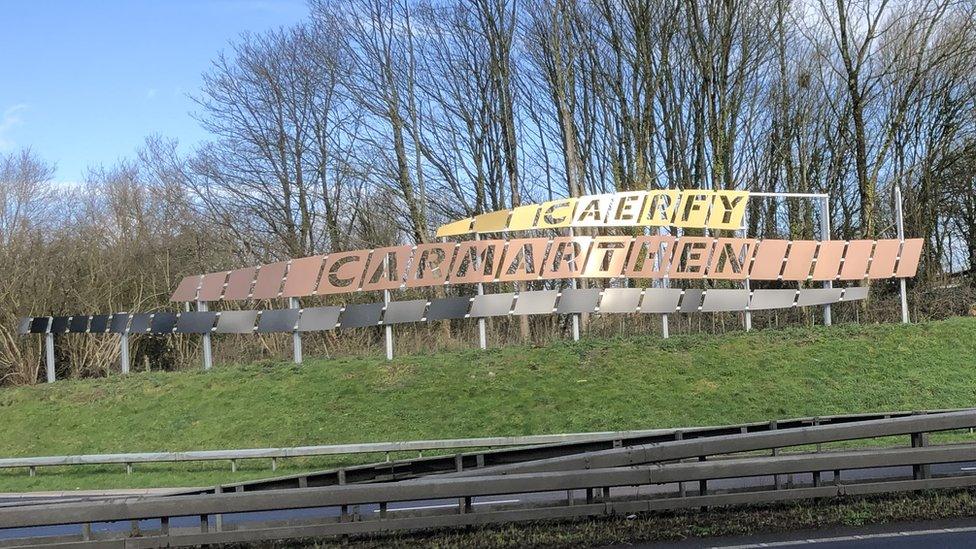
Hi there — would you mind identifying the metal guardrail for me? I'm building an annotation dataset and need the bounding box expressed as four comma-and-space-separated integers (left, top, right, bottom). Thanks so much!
9, 409, 961, 480
1, 411, 974, 548
177, 408, 968, 494
0, 429, 672, 475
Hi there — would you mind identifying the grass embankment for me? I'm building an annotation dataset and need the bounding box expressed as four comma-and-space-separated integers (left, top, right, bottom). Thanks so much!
0, 317, 974, 492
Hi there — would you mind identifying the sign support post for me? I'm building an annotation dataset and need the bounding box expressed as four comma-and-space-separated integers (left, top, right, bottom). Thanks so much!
45, 331, 55, 383
819, 197, 833, 327
197, 300, 213, 370
568, 228, 580, 342
384, 289, 394, 360
120, 331, 130, 374
290, 297, 303, 363
474, 234, 487, 350
894, 185, 910, 324
659, 228, 670, 339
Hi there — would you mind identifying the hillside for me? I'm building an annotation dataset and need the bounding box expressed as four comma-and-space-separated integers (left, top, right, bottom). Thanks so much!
1, 317, 975, 492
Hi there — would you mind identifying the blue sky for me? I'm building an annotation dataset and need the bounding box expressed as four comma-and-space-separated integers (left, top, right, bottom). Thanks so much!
0, 0, 308, 183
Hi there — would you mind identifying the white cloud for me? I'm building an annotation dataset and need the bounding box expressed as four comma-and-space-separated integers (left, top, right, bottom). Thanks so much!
0, 104, 27, 151
146, 88, 158, 100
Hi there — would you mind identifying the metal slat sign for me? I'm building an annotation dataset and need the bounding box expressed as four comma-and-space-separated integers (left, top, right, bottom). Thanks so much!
169, 190, 922, 302
21, 188, 927, 380
436, 190, 749, 236
171, 234, 920, 301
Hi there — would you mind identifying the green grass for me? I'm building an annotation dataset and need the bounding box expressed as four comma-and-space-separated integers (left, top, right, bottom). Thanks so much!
1, 317, 975, 492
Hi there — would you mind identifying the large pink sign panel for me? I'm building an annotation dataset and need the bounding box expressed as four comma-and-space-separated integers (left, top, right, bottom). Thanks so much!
173, 237, 924, 302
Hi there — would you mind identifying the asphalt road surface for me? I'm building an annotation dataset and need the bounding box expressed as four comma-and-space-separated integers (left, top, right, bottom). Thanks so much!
642, 517, 976, 548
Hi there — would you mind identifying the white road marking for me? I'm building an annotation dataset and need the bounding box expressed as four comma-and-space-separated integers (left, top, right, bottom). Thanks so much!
373, 499, 521, 513
713, 525, 976, 548
960, 467, 976, 471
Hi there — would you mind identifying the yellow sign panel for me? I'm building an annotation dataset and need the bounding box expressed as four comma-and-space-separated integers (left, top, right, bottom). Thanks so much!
436, 190, 749, 236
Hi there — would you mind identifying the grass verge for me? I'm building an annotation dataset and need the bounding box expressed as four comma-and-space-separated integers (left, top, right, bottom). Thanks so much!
0, 317, 974, 492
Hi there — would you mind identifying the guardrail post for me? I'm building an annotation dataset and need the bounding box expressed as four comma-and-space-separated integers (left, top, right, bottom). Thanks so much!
28, 466, 35, 477
290, 297, 303, 364
199, 514, 208, 533
214, 485, 223, 532
197, 300, 213, 370
770, 420, 781, 490
160, 517, 169, 536
44, 332, 55, 383
698, 456, 707, 497
271, 457, 278, 471
125, 462, 132, 475
675, 431, 685, 496
912, 432, 930, 479
81, 523, 92, 541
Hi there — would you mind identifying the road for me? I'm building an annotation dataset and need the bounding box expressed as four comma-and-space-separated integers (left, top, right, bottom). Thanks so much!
0, 460, 974, 545
641, 517, 976, 548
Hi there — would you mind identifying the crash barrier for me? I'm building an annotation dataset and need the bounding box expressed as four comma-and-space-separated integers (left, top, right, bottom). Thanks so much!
2, 408, 948, 483
175, 408, 964, 495
0, 428, 671, 476
0, 410, 973, 547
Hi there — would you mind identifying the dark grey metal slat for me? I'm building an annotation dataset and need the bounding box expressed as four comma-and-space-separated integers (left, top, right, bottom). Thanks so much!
339, 303, 384, 329
108, 313, 131, 334
175, 312, 218, 334
257, 309, 300, 333
49, 316, 70, 334
88, 315, 110, 334
67, 315, 90, 334
149, 313, 178, 334
425, 297, 471, 321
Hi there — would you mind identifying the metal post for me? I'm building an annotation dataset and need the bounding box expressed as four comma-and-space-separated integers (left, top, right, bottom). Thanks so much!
44, 332, 55, 383
120, 333, 130, 374
894, 185, 910, 324
474, 234, 487, 350
197, 300, 213, 370
744, 279, 752, 331
660, 227, 670, 338
819, 197, 833, 326
289, 297, 303, 364
739, 220, 752, 331
384, 289, 394, 361
568, 228, 580, 342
